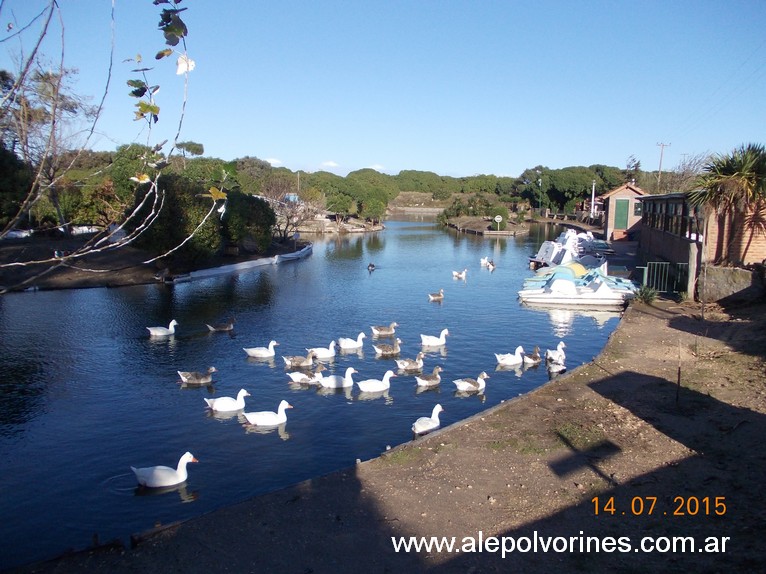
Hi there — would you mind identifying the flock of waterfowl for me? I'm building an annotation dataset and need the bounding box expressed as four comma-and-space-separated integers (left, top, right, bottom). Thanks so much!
139, 256, 568, 489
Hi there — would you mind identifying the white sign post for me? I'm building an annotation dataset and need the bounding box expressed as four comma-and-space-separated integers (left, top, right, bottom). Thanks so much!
494, 215, 503, 231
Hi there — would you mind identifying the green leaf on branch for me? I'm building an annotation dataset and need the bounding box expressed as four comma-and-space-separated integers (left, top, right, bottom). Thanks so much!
155, 48, 173, 60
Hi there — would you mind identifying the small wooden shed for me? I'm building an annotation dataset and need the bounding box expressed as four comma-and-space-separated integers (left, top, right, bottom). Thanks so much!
601, 183, 647, 240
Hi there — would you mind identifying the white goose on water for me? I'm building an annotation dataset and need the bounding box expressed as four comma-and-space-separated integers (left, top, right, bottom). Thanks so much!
480, 256, 490, 267
131, 451, 198, 488
523, 345, 542, 366
147, 319, 178, 337
428, 288, 444, 302
420, 328, 449, 347
373, 338, 401, 357
307, 340, 336, 360
371, 322, 398, 337
395, 352, 425, 372
243, 400, 293, 426
282, 351, 316, 369
415, 365, 443, 387
452, 371, 490, 392
452, 268, 467, 280
243, 340, 279, 358
203, 388, 250, 412
319, 366, 358, 389
338, 332, 366, 350
412, 404, 444, 435
494, 345, 525, 366
356, 370, 397, 393
286, 364, 326, 384
178, 366, 217, 385
545, 341, 567, 365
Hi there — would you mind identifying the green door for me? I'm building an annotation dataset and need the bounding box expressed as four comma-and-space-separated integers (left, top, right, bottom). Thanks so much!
615, 199, 629, 229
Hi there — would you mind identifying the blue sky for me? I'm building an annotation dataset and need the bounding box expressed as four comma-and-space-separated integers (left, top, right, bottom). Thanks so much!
2, 1, 765, 178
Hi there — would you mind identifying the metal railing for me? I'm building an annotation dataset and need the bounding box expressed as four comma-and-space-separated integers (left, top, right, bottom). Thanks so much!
636, 261, 689, 293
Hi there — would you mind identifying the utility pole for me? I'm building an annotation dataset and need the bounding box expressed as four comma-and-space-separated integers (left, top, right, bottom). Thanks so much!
657, 142, 670, 192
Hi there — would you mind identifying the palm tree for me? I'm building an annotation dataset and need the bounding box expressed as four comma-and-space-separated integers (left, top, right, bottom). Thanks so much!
688, 143, 766, 264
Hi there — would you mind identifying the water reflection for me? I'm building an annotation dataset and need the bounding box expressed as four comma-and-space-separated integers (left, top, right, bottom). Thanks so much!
134, 483, 199, 503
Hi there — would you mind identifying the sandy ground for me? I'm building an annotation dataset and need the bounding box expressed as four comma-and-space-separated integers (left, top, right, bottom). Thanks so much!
3, 236, 766, 573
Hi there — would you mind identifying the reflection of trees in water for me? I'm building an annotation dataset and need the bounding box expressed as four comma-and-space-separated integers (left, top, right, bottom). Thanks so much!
365, 233, 385, 254
323, 235, 364, 261
0, 358, 46, 436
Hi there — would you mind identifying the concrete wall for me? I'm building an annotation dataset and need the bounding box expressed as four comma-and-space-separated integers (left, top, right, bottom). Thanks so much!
697, 265, 766, 304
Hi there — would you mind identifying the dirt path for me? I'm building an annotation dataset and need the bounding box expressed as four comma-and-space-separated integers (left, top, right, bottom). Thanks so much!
11, 298, 765, 573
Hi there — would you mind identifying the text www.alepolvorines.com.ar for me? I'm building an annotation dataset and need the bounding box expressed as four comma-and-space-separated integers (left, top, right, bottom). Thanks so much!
391, 531, 730, 556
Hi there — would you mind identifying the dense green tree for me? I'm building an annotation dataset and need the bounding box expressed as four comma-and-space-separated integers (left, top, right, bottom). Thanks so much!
221, 190, 275, 253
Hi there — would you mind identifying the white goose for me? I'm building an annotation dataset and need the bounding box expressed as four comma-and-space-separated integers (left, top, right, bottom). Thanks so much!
338, 332, 366, 350
373, 337, 401, 357
307, 340, 336, 360
420, 328, 449, 347
356, 370, 397, 393
319, 366, 358, 389
523, 345, 542, 366
453, 371, 490, 392
147, 319, 178, 337
480, 256, 490, 267
203, 388, 250, 412
131, 451, 198, 488
545, 341, 567, 365
452, 268, 467, 280
371, 322, 398, 337
412, 404, 444, 435
494, 345, 525, 366
428, 288, 444, 302
178, 366, 217, 385
282, 351, 316, 369
243, 340, 279, 358
415, 365, 443, 387
243, 400, 293, 426
395, 352, 425, 372
286, 364, 326, 384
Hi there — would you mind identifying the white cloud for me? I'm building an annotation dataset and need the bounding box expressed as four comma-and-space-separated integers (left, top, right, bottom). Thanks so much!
321, 160, 339, 168
265, 158, 282, 166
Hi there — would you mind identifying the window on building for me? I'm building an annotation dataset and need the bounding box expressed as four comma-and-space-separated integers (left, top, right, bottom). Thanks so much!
633, 202, 643, 216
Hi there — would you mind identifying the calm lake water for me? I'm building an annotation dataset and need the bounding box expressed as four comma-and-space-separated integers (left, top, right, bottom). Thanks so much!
0, 219, 622, 569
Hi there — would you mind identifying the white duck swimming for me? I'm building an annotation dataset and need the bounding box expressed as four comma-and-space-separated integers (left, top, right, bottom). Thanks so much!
356, 370, 397, 393
545, 341, 567, 365
412, 404, 444, 435
415, 365, 443, 387
178, 366, 217, 385
307, 340, 336, 360
480, 256, 490, 267
428, 288, 444, 302
523, 345, 542, 365
243, 340, 279, 358
203, 388, 250, 412
420, 328, 449, 347
453, 371, 490, 392
373, 337, 401, 357
243, 400, 293, 426
338, 332, 366, 350
147, 319, 178, 337
286, 364, 326, 384
395, 352, 425, 372
282, 350, 316, 369
452, 268, 467, 280
319, 366, 358, 389
131, 451, 198, 488
371, 322, 398, 337
494, 345, 525, 366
